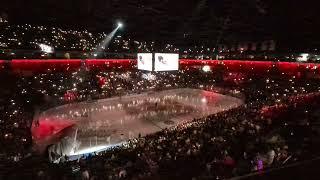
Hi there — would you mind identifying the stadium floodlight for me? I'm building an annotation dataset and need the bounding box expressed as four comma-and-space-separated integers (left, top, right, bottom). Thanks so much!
297, 53, 309, 62
38, 43, 54, 53
118, 22, 123, 28
201, 97, 207, 103
202, 65, 211, 72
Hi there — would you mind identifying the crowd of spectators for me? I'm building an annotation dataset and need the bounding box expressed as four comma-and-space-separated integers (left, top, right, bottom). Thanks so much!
0, 23, 199, 59
59, 94, 319, 180
0, 21, 320, 179
0, 61, 320, 179
1, 5, 320, 178
1, 23, 319, 61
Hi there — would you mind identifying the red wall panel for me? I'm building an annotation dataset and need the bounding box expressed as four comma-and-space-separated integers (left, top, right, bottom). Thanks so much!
7, 59, 320, 78
11, 59, 82, 73
85, 59, 136, 70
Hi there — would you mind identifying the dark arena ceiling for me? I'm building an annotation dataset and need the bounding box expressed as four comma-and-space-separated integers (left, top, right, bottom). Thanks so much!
1, 0, 320, 48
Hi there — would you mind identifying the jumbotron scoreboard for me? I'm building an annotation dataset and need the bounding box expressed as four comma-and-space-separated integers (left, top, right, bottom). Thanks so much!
137, 53, 179, 71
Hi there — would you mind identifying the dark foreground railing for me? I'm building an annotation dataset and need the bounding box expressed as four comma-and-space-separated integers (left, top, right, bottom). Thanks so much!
231, 157, 320, 180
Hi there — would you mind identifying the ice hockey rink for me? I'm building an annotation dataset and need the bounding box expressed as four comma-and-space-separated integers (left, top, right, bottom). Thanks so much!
32, 88, 243, 159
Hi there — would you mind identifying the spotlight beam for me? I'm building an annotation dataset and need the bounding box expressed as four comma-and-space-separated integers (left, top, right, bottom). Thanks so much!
92, 23, 123, 58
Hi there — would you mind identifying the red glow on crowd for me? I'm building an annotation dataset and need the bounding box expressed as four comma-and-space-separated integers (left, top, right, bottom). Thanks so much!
64, 91, 78, 102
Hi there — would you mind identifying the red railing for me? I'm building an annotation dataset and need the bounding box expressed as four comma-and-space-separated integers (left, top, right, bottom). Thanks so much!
6, 59, 320, 77
11, 59, 82, 73
85, 59, 135, 70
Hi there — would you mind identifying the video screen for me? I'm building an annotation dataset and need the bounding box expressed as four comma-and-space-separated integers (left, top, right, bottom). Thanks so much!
154, 53, 179, 71
137, 53, 153, 71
